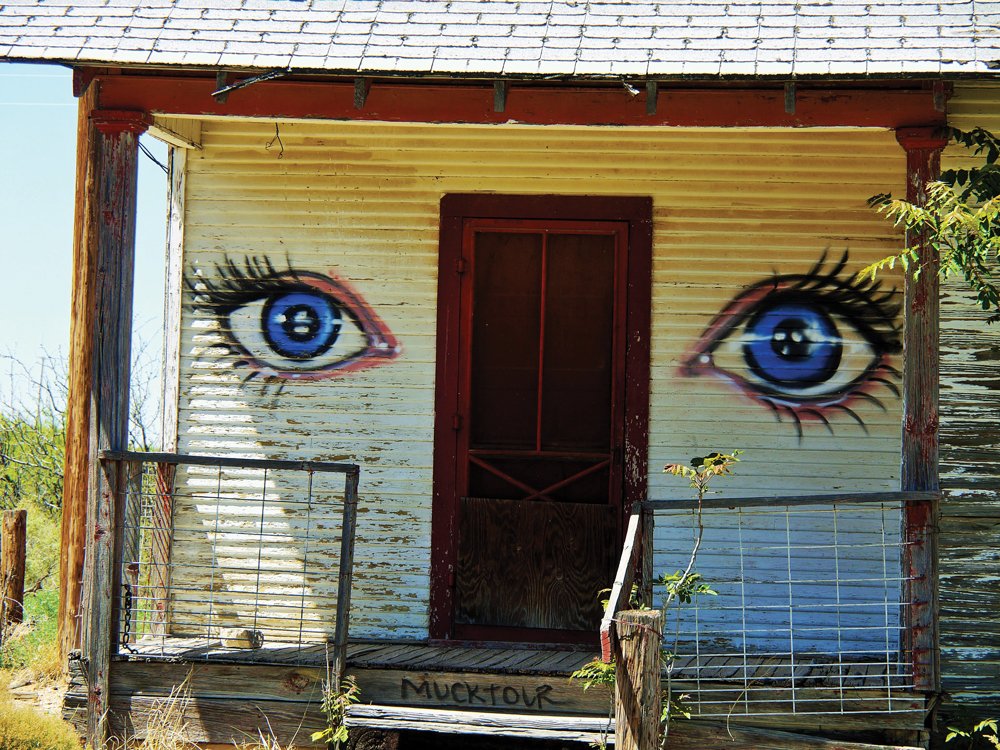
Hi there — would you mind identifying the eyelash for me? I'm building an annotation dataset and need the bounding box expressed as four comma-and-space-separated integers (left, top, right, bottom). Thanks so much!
680, 250, 902, 439
187, 255, 400, 389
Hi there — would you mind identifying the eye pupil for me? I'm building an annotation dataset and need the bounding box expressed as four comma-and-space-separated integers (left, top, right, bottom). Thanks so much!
744, 303, 843, 387
281, 304, 321, 341
772, 318, 814, 359
263, 291, 341, 360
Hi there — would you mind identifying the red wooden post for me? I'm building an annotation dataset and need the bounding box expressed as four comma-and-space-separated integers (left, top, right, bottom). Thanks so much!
80, 108, 150, 749
896, 127, 948, 694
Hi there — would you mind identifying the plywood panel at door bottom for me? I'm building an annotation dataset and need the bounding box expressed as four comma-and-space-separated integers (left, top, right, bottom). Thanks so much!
455, 497, 613, 631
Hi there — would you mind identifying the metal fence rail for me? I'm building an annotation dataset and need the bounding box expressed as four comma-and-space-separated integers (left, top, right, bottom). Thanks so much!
102, 450, 359, 679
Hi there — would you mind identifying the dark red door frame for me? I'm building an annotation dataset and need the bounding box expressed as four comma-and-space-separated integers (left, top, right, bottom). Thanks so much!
430, 195, 652, 642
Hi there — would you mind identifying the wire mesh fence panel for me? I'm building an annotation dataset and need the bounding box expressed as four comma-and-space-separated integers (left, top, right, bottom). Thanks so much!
652, 499, 916, 718
108, 452, 358, 666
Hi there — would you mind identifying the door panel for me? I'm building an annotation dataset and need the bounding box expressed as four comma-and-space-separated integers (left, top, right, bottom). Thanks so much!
469, 231, 543, 449
455, 497, 613, 631
454, 221, 626, 637
431, 196, 651, 644
541, 233, 616, 452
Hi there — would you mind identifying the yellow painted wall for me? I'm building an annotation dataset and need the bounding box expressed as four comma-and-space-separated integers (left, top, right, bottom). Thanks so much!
173, 120, 908, 641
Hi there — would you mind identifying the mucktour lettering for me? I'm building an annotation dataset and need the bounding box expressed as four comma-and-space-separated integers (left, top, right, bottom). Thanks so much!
400, 677, 559, 710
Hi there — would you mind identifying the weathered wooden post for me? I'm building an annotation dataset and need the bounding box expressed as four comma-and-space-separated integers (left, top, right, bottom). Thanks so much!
80, 107, 149, 749
615, 609, 663, 750
1, 509, 27, 638
896, 127, 948, 702
60, 81, 99, 666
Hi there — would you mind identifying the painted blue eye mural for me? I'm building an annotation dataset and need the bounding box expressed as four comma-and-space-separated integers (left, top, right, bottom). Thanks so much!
189, 256, 400, 385
680, 251, 902, 436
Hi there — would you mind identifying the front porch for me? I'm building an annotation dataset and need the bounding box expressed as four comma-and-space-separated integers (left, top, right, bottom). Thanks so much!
59, 81, 949, 749
64, 450, 934, 747
63, 641, 926, 746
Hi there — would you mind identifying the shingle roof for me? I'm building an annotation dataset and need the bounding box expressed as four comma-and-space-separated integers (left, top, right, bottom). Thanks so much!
1, 0, 999, 79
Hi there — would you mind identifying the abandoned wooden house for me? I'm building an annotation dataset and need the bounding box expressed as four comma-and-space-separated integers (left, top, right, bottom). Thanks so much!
2, 1, 1000, 748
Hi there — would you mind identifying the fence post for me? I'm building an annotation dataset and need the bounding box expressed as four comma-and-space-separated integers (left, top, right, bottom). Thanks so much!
615, 609, 663, 750
1, 509, 27, 639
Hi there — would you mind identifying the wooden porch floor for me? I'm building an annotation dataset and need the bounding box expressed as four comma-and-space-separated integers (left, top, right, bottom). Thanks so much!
61, 636, 929, 747
124, 634, 596, 675
121, 634, 915, 692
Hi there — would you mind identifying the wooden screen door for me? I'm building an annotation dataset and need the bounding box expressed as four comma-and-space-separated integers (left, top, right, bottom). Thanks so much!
432, 196, 651, 643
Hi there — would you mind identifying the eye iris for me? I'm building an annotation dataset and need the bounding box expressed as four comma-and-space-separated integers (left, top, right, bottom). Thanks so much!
262, 291, 341, 360
744, 303, 842, 386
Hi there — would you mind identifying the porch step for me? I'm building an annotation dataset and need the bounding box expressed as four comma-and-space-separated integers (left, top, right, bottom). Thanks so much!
346, 704, 612, 744
346, 705, 926, 750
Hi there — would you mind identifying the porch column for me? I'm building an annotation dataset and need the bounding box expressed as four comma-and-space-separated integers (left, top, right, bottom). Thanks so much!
895, 127, 947, 696
81, 108, 150, 747
59, 82, 98, 666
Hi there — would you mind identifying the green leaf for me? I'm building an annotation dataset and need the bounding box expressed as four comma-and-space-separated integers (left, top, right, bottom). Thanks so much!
975, 719, 999, 734
570, 658, 617, 690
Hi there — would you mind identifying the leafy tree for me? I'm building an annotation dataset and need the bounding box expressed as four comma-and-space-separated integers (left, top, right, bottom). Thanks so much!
0, 353, 67, 516
861, 127, 1000, 320
0, 345, 161, 592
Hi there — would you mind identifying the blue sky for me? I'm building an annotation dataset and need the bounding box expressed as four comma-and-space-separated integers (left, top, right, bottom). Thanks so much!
0, 62, 167, 400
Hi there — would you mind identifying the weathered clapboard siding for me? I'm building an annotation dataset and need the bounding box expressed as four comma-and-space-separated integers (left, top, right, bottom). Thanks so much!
174, 120, 908, 641
938, 82, 1000, 716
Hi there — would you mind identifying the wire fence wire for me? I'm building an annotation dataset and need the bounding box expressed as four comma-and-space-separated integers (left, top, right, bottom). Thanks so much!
109, 452, 358, 666
653, 499, 917, 718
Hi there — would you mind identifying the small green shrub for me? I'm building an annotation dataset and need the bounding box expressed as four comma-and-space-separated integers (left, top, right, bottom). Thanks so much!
23, 506, 60, 593
312, 674, 360, 748
0, 698, 79, 750
863, 126, 1000, 319
0, 589, 61, 679
570, 659, 616, 691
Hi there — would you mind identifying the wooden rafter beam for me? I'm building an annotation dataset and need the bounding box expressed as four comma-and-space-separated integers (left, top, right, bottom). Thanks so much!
86, 72, 946, 128
646, 80, 658, 115
493, 80, 508, 113
785, 80, 797, 114
354, 77, 371, 109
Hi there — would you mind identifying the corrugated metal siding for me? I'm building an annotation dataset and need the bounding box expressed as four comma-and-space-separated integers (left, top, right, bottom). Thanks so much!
175, 120, 907, 641
939, 82, 1000, 715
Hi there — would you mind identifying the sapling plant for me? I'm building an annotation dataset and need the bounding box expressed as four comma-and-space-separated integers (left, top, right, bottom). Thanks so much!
571, 450, 742, 750
311, 671, 360, 748
659, 451, 739, 744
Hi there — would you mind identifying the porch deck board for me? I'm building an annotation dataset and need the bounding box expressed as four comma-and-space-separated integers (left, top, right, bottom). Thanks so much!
121, 635, 910, 690
124, 635, 597, 675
